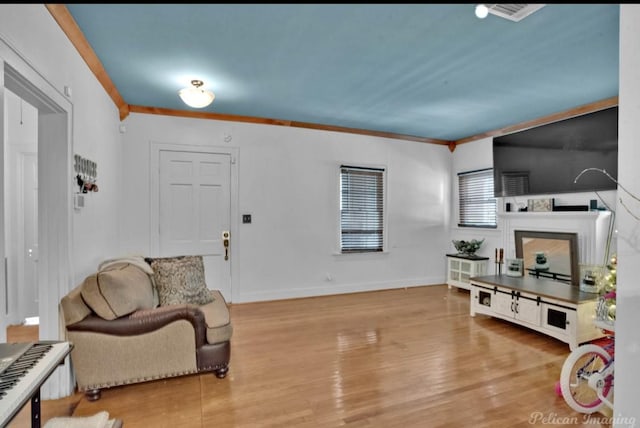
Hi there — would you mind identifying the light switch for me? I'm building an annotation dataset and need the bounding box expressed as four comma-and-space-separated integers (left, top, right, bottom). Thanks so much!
242, 214, 252, 224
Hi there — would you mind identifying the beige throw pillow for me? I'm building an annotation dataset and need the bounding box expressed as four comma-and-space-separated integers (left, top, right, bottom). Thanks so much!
60, 284, 92, 326
148, 255, 214, 306
81, 263, 155, 320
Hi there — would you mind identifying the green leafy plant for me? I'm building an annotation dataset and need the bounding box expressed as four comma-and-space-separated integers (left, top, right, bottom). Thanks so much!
452, 238, 484, 255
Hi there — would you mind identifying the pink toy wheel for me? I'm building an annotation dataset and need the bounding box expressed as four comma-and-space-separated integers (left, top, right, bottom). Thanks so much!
555, 380, 563, 397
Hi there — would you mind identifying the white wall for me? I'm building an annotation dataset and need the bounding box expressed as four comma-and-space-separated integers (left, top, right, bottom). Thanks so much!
0, 4, 125, 399
614, 4, 640, 424
120, 113, 451, 302
0, 5, 123, 297
449, 138, 500, 266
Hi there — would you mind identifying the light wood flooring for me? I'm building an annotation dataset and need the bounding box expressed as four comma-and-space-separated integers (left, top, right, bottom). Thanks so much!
7, 285, 613, 427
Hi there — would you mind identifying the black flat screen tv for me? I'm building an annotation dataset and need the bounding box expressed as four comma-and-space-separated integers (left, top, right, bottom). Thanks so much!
493, 106, 618, 198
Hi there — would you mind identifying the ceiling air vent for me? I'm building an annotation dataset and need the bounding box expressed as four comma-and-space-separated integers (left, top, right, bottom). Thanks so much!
487, 4, 546, 22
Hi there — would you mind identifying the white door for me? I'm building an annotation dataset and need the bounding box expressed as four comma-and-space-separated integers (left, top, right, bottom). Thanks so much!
21, 152, 38, 319
158, 150, 232, 300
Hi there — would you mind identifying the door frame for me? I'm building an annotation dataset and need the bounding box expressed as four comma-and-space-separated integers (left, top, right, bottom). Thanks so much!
149, 142, 239, 302
1, 35, 74, 399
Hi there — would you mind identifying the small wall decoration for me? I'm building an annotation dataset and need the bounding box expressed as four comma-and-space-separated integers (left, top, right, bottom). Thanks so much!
528, 198, 554, 212
74, 154, 99, 193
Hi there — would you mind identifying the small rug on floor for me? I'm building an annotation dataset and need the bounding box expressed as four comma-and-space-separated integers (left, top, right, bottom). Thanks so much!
44, 411, 122, 428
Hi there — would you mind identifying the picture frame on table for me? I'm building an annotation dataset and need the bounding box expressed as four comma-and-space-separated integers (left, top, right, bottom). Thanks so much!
506, 258, 524, 277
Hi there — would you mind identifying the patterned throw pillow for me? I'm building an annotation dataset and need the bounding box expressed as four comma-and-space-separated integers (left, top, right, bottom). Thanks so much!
148, 255, 215, 306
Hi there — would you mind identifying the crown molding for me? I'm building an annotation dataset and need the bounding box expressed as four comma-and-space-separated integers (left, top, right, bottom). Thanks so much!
128, 105, 452, 146
454, 96, 619, 146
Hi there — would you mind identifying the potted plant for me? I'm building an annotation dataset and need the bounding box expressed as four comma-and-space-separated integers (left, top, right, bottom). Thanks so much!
452, 238, 484, 256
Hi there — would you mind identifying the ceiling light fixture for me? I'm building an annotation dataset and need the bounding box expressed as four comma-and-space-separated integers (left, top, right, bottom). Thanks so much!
475, 4, 489, 19
178, 79, 215, 108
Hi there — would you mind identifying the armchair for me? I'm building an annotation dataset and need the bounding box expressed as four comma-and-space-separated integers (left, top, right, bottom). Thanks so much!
60, 256, 232, 401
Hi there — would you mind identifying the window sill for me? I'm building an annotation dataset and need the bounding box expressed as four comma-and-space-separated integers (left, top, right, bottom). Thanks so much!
332, 250, 390, 256
452, 225, 502, 232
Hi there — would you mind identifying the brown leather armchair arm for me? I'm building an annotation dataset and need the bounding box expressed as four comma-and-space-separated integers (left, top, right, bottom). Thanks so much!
66, 304, 206, 348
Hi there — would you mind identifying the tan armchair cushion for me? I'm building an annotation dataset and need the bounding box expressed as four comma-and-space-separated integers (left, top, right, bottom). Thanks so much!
199, 290, 233, 344
81, 263, 155, 320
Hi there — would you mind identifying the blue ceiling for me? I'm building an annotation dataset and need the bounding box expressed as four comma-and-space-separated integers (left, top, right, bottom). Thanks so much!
65, 4, 619, 142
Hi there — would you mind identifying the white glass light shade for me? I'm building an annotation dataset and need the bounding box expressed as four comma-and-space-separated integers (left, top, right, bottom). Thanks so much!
475, 4, 489, 19
179, 80, 215, 108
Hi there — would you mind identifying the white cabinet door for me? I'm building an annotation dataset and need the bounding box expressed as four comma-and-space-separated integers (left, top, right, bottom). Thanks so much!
514, 297, 541, 326
459, 260, 472, 283
493, 291, 515, 318
490, 290, 542, 326
449, 262, 460, 283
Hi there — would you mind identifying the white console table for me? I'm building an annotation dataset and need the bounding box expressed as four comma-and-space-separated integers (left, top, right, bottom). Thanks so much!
470, 275, 604, 350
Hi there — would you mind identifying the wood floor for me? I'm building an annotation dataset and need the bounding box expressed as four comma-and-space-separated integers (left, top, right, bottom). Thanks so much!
7, 285, 613, 427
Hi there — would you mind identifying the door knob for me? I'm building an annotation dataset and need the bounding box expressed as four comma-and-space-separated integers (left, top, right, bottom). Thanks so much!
222, 231, 230, 261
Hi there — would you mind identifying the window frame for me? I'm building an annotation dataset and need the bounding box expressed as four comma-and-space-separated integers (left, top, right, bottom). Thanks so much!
457, 167, 497, 229
338, 164, 387, 254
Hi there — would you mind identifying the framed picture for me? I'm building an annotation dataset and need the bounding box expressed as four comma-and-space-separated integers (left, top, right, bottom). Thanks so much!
528, 198, 554, 212
579, 264, 604, 293
506, 258, 523, 277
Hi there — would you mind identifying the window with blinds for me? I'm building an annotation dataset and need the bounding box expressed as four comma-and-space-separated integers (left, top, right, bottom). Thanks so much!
458, 168, 497, 228
340, 166, 385, 253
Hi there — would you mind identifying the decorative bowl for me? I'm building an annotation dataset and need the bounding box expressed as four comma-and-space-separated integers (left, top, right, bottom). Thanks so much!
452, 238, 484, 255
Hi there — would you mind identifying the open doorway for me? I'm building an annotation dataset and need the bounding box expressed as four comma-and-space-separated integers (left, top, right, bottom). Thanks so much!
4, 88, 39, 336
1, 43, 74, 398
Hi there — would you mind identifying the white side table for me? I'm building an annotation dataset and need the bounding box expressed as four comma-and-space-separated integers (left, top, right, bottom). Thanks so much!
446, 253, 489, 290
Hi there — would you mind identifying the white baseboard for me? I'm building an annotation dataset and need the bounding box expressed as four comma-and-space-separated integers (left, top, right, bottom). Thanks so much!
235, 276, 445, 303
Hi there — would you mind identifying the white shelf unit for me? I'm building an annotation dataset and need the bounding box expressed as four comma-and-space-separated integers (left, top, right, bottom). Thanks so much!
446, 254, 489, 290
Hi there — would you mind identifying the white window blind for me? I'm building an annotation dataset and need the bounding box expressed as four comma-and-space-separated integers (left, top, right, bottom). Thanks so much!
340, 166, 385, 253
458, 168, 497, 228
